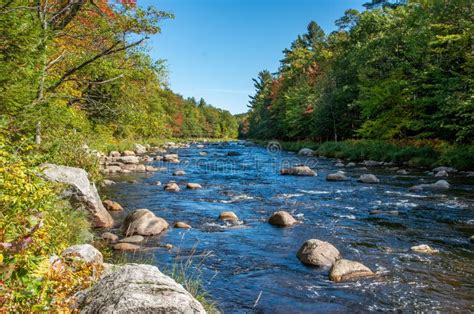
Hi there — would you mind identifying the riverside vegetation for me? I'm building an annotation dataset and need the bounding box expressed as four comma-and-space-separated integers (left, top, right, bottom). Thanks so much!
241, 0, 473, 169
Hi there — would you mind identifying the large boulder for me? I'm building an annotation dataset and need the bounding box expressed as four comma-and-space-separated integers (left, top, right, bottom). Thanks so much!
41, 164, 113, 228
298, 148, 314, 156
74, 264, 205, 313
297, 239, 341, 267
123, 209, 169, 236
326, 171, 349, 181
280, 166, 316, 176
62, 244, 103, 265
269, 211, 297, 227
358, 174, 380, 184
409, 180, 450, 192
329, 259, 374, 282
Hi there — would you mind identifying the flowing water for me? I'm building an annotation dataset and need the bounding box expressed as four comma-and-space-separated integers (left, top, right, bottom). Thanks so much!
104, 141, 474, 312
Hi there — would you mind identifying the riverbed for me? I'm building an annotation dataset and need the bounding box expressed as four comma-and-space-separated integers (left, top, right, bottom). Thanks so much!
104, 141, 474, 312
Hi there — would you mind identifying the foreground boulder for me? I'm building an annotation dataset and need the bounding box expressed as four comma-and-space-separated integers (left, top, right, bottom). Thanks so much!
62, 244, 103, 265
74, 264, 205, 313
123, 209, 169, 236
409, 180, 450, 192
358, 174, 380, 184
329, 259, 374, 282
41, 164, 113, 228
298, 148, 314, 156
326, 171, 349, 181
297, 239, 341, 267
269, 211, 297, 227
280, 166, 316, 176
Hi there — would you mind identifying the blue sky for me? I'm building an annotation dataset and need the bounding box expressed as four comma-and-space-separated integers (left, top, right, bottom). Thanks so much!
140, 0, 367, 114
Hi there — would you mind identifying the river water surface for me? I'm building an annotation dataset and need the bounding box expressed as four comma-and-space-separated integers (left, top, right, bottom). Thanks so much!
105, 141, 474, 313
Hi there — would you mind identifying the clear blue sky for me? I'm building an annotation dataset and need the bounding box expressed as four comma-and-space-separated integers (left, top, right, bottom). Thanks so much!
140, 0, 367, 114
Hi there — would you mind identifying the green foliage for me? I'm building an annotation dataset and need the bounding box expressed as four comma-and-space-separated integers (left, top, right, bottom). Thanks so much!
244, 0, 473, 145
0, 133, 92, 311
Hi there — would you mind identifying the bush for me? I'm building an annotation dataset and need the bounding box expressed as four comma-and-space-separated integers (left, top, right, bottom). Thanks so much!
0, 135, 93, 311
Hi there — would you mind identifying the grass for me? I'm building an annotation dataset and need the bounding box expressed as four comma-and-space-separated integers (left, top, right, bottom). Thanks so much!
105, 242, 220, 313
251, 139, 474, 170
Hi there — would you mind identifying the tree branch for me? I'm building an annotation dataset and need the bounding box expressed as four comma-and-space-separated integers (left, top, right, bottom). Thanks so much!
47, 37, 146, 93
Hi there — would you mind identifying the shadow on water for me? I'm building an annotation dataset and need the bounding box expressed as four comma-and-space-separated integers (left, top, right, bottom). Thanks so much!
105, 141, 474, 312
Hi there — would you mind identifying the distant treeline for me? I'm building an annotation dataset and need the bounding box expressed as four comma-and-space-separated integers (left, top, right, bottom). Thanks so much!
1, 0, 238, 146
241, 0, 473, 143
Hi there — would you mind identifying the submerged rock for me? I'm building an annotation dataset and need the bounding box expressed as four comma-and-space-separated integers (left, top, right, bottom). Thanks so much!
409, 180, 450, 192
297, 239, 341, 267
326, 171, 349, 181
268, 211, 297, 227
62, 244, 103, 265
298, 148, 314, 156
173, 170, 186, 176
219, 211, 238, 221
123, 209, 169, 236
227, 151, 241, 156
41, 164, 113, 228
74, 264, 205, 313
358, 174, 380, 184
329, 259, 374, 282
280, 166, 316, 176
411, 244, 439, 254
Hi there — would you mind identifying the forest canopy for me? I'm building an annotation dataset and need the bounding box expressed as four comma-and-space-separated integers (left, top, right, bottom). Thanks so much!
243, 0, 473, 144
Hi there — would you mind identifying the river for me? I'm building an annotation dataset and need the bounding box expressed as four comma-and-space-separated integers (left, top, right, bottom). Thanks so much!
104, 141, 474, 312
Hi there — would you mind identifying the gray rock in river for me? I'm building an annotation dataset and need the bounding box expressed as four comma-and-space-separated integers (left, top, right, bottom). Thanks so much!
409, 180, 450, 192
297, 239, 341, 267
329, 259, 374, 282
280, 166, 317, 176
123, 208, 169, 236
434, 170, 448, 177
41, 163, 113, 228
268, 211, 297, 227
358, 174, 380, 184
73, 264, 205, 313
326, 171, 349, 181
117, 156, 139, 164
173, 170, 186, 176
